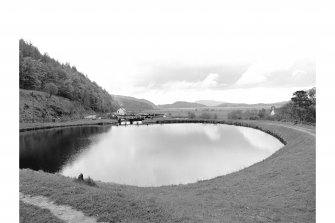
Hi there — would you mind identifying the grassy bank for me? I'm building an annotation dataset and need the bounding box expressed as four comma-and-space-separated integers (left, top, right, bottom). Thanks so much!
20, 120, 315, 222
19, 89, 97, 123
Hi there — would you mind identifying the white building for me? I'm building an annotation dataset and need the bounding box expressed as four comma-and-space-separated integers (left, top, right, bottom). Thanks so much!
85, 115, 97, 119
116, 108, 127, 115
270, 106, 276, 116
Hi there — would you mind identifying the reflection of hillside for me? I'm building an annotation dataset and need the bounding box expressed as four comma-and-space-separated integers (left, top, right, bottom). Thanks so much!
19, 126, 111, 173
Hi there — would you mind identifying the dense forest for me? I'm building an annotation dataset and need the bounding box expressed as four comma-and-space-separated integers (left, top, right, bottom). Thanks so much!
19, 39, 119, 113
228, 87, 316, 124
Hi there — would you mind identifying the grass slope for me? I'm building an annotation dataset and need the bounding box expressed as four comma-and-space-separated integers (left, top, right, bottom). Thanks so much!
20, 89, 95, 122
20, 121, 315, 222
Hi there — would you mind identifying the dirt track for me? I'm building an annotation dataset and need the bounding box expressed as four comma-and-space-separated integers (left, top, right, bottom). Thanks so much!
20, 193, 102, 223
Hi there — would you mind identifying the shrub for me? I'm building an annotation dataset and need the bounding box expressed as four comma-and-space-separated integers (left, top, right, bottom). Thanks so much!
74, 175, 97, 187
44, 82, 58, 97
187, 112, 196, 119
228, 110, 242, 120
199, 112, 211, 119
84, 177, 97, 187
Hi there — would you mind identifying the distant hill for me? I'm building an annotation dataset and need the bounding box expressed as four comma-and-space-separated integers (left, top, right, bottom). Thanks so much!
194, 100, 223, 107
158, 101, 207, 109
158, 100, 288, 109
113, 95, 157, 112
215, 101, 288, 108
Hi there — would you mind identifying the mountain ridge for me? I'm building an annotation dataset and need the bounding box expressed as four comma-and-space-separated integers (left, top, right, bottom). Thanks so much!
194, 100, 223, 106
158, 101, 207, 109
158, 100, 288, 109
113, 95, 157, 111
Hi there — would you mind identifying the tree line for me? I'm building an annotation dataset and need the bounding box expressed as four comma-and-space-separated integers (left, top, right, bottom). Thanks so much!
19, 39, 119, 113
276, 87, 315, 123
228, 87, 316, 124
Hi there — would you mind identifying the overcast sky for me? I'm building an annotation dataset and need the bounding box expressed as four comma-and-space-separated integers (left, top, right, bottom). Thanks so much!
12, 0, 316, 104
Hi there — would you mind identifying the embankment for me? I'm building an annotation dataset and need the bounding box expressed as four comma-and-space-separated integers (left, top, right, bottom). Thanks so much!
20, 89, 95, 122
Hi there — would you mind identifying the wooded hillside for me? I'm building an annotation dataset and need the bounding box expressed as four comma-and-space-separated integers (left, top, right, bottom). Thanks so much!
19, 39, 119, 113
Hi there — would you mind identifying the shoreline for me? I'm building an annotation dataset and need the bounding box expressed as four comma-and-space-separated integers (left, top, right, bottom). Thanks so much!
20, 118, 287, 145
19, 119, 118, 132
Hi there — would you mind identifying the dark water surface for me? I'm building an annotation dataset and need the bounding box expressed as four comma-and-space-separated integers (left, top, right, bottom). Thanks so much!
20, 124, 283, 186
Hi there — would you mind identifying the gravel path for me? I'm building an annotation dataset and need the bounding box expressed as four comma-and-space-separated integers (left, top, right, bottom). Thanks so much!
265, 122, 315, 137
20, 192, 103, 223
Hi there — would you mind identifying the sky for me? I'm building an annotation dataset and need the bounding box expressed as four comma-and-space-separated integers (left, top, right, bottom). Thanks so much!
9, 0, 317, 104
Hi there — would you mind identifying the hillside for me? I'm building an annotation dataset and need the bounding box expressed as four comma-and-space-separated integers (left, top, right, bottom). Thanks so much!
19, 39, 119, 116
216, 101, 288, 108
20, 89, 94, 122
194, 100, 223, 106
158, 101, 207, 109
113, 95, 156, 112
158, 100, 287, 109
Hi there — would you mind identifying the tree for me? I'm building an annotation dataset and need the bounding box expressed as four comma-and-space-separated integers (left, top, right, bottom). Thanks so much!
187, 112, 196, 119
228, 110, 242, 120
291, 90, 312, 108
58, 80, 74, 99
258, 108, 267, 119
19, 57, 41, 90
275, 87, 316, 123
45, 82, 58, 97
308, 87, 316, 105
276, 102, 294, 121
291, 90, 314, 122
199, 112, 211, 119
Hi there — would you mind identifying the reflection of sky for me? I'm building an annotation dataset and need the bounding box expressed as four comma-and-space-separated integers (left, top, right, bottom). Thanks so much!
238, 126, 283, 152
60, 124, 284, 186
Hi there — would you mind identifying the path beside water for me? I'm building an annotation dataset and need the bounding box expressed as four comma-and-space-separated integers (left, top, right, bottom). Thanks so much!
20, 192, 104, 223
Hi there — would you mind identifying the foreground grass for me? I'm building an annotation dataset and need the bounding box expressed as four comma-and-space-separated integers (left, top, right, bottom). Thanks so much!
20, 120, 315, 222
20, 201, 64, 223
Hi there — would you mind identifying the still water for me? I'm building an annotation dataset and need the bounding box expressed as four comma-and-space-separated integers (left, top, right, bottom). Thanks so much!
20, 124, 283, 186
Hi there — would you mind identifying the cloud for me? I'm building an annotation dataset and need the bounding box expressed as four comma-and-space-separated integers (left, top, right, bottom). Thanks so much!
234, 59, 315, 88
292, 70, 306, 78
135, 64, 249, 90
152, 73, 229, 92
123, 58, 315, 104
201, 73, 219, 88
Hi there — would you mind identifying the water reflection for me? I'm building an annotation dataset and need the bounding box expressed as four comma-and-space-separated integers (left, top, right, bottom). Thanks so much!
20, 124, 283, 186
